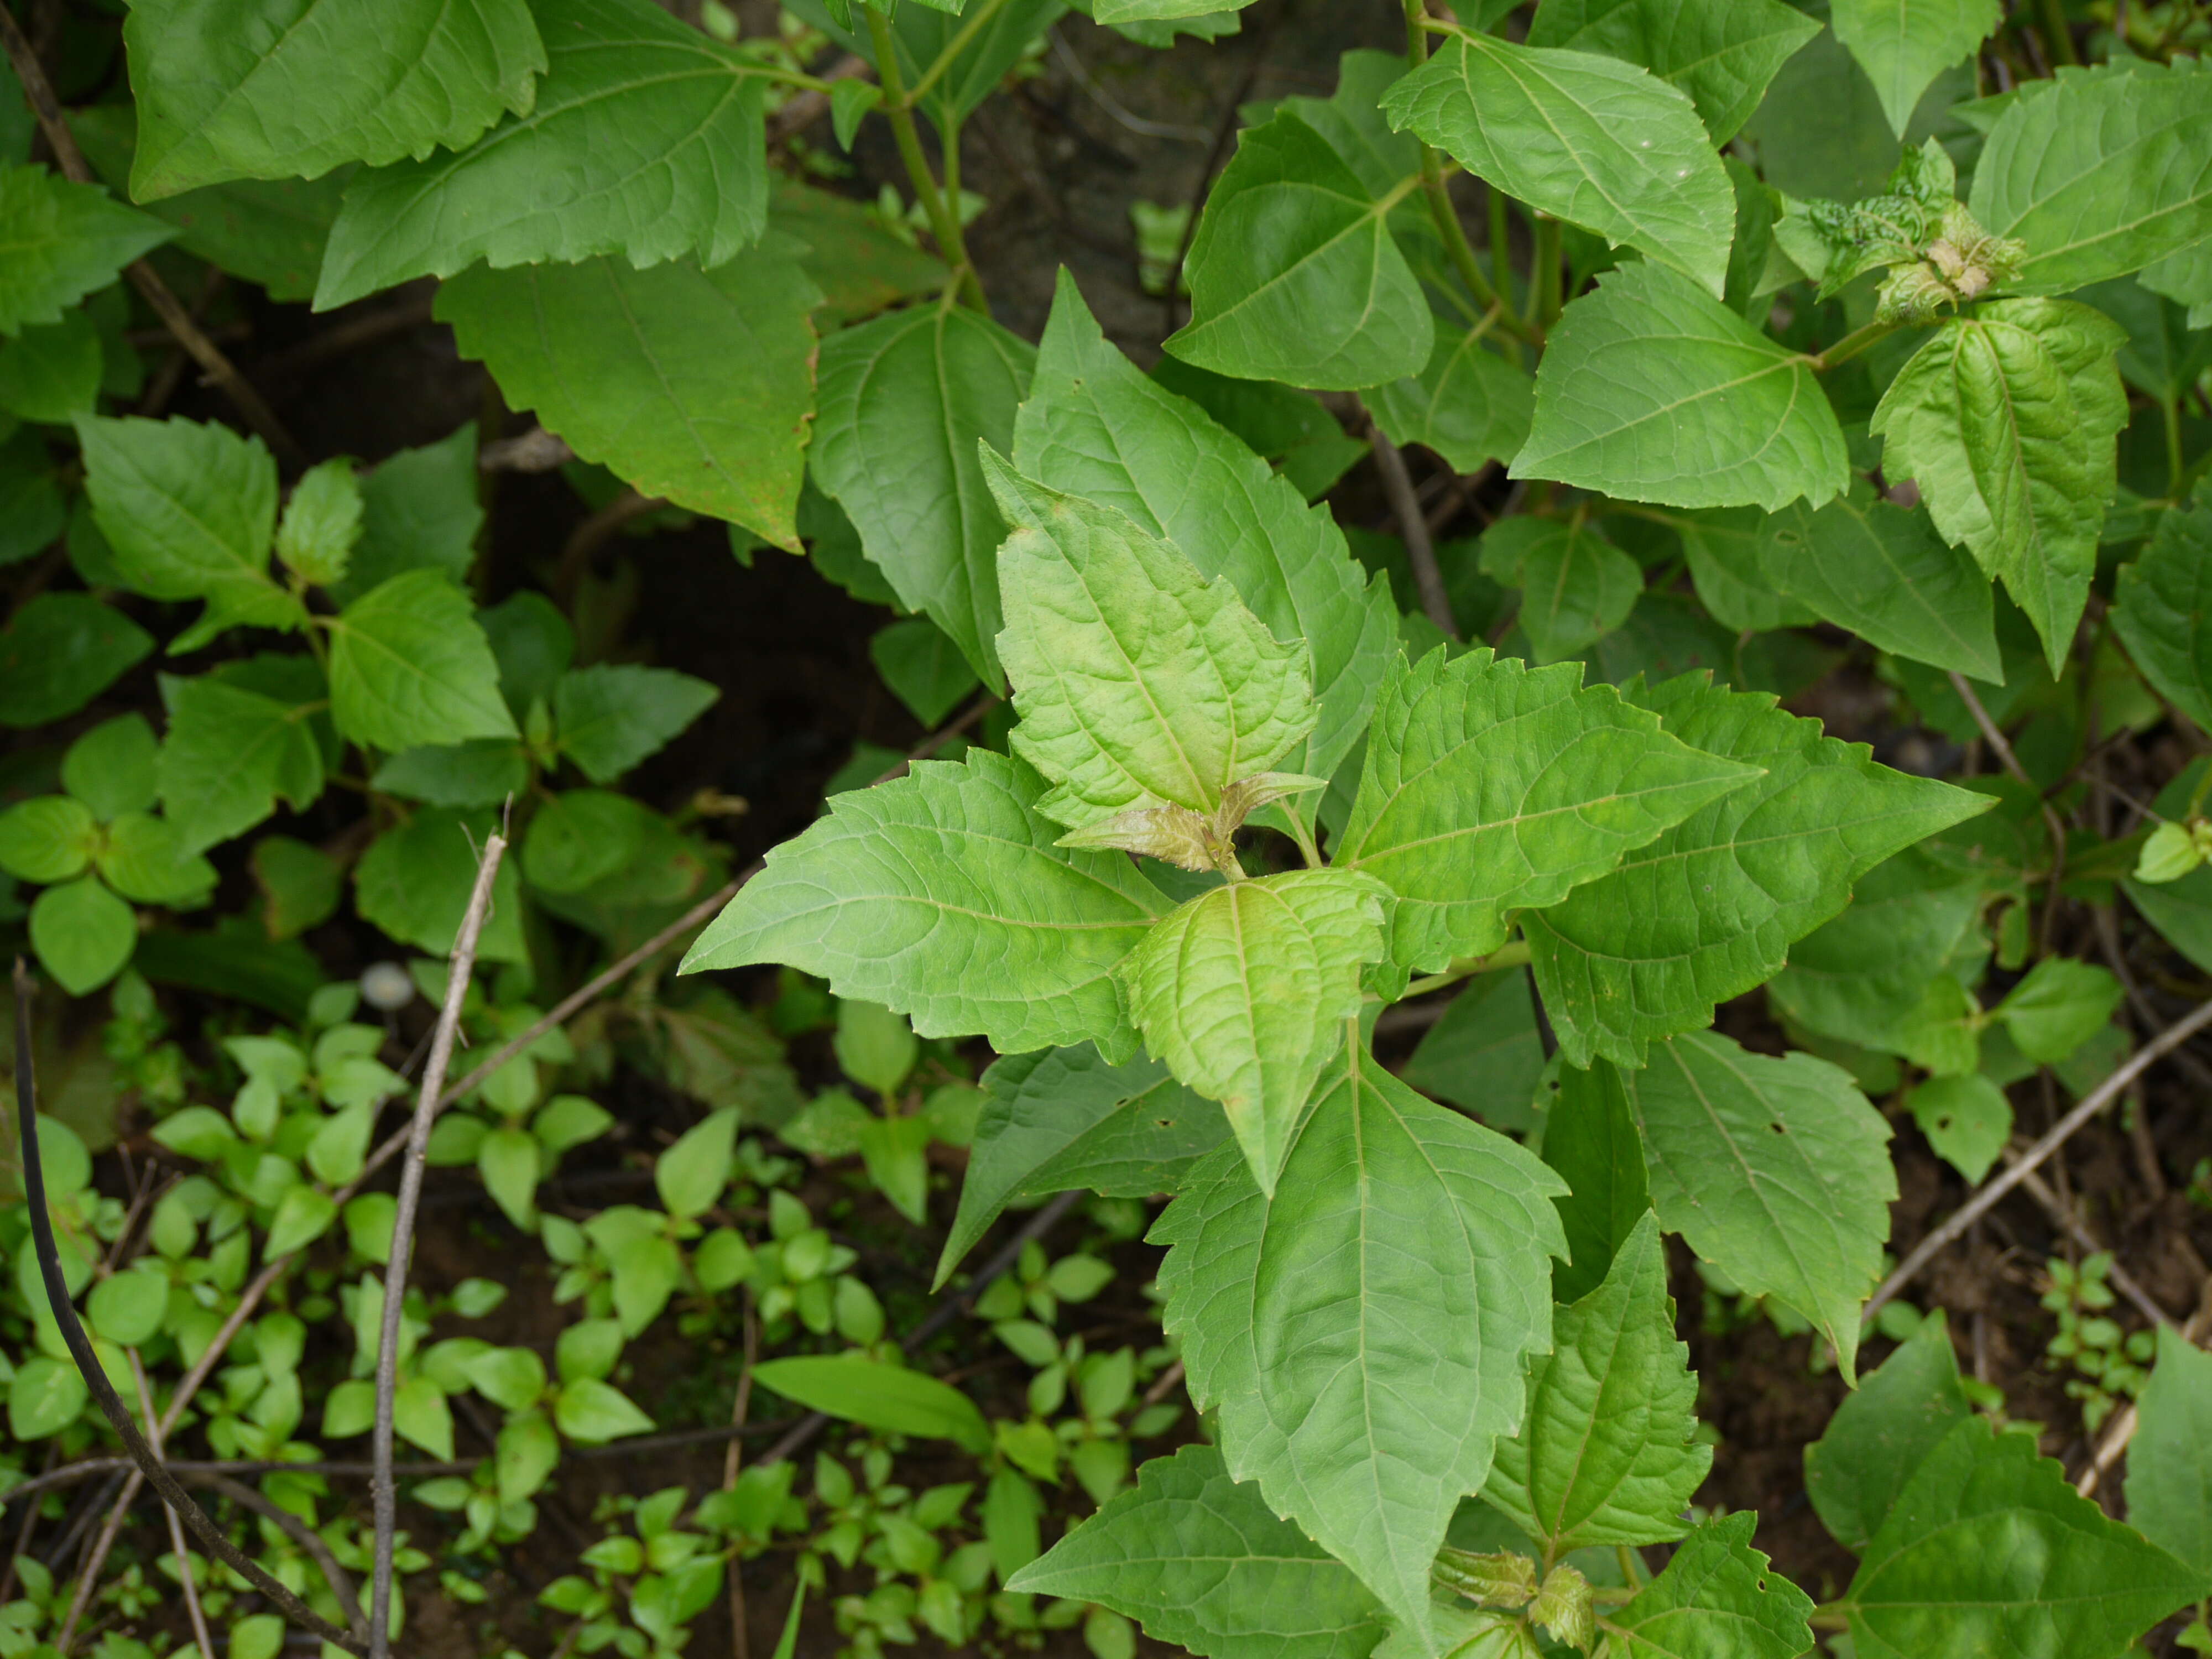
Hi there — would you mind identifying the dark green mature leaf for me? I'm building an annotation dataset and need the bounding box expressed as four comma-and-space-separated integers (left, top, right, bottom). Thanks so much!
0, 429, 62, 567
355, 807, 528, 963
1830, 0, 1999, 137
1484, 1213, 1708, 1554
1166, 111, 1430, 390
1478, 516, 1644, 661
2112, 480, 2212, 732
1017, 273, 1394, 787
1739, 23, 1924, 205
0, 311, 101, 424
811, 304, 1034, 691
0, 594, 153, 728
1515, 263, 1850, 512
1804, 1312, 1971, 1553
1757, 483, 2001, 680
1367, 322, 1535, 475
872, 617, 982, 727
1335, 647, 1757, 974
1155, 1048, 1565, 1645
2080, 276, 2212, 404
1670, 505, 1816, 634
324, 570, 517, 752
938, 1046, 1227, 1287
1009, 1443, 1390, 1659
1543, 1058, 1650, 1304
768, 178, 944, 325
335, 423, 483, 605
372, 741, 526, 808
1843, 1418, 2209, 1657
1117, 869, 1388, 1195
990, 458, 1318, 832
1969, 59, 2212, 294
1524, 0, 1820, 144
1526, 674, 1990, 1067
2142, 239, 2212, 327
0, 166, 175, 336
1872, 300, 2127, 674
555, 665, 718, 785
155, 673, 327, 853
1626, 1032, 1895, 1381
1404, 968, 1547, 1130
316, 0, 766, 308
1382, 34, 1734, 298
682, 751, 1165, 1058
1600, 1512, 1816, 1658
2127, 1325, 2212, 1577
123, 0, 542, 197
437, 247, 820, 550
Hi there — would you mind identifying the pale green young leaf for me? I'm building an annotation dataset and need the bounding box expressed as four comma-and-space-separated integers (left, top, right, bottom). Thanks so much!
1670, 506, 1817, 634
939, 1046, 1227, 1288
1165, 111, 1430, 391
2112, 481, 2212, 731
1154, 1048, 1566, 1645
1008, 1442, 1391, 1659
1804, 1311, 1971, 1552
354, 807, 528, 964
1513, 262, 1850, 512
2126, 1326, 2212, 1577
1830, 0, 2000, 137
436, 247, 820, 550
1526, 674, 1991, 1067
1484, 1213, 1710, 1554
1014, 272, 1394, 787
1600, 1512, 1815, 1659
1115, 869, 1387, 1195
1994, 955, 2123, 1063
988, 457, 1318, 831
1335, 646, 1758, 974
1842, 1418, 2209, 1657
811, 304, 1035, 692
554, 665, 719, 785
750, 1357, 989, 1453
1523, 0, 1822, 144
1367, 322, 1535, 476
274, 458, 363, 587
1543, 1058, 1650, 1305
123, 0, 544, 197
325, 570, 517, 752
315, 0, 766, 308
1381, 34, 1734, 297
680, 751, 1165, 1058
1478, 517, 1644, 662
0, 796, 95, 884
1969, 59, 2212, 294
154, 674, 327, 854
0, 166, 176, 336
1624, 1032, 1895, 1381
1757, 482, 2001, 680
1871, 300, 2127, 672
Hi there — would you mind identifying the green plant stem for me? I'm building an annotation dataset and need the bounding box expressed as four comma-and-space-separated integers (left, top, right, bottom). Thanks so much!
902, 0, 1013, 108
1282, 804, 1324, 870
2034, 0, 2080, 64
2163, 394, 2185, 495
1531, 216, 1562, 331
1404, 0, 1533, 345
1808, 317, 1901, 372
864, 3, 984, 311
1400, 941, 1533, 1000
1488, 186, 1512, 302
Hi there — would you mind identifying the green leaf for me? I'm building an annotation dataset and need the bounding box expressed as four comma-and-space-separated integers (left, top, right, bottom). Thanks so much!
1757, 482, 2001, 680
554, 1375, 656, 1443
938, 1046, 1226, 1288
370, 740, 525, 809
0, 310, 102, 423
0, 594, 153, 728
1524, 0, 1821, 144
1969, 59, 2212, 294
73, 414, 305, 647
1841, 1417, 2209, 1657
554, 665, 719, 785
274, 458, 363, 586
1165, 110, 1430, 390
62, 716, 153, 825
1514, 262, 1850, 512
2113, 480, 2212, 731
467, 1347, 549, 1415
334, 422, 484, 605
989, 457, 1318, 832
0, 165, 175, 336
1872, 300, 2127, 674
1367, 320, 1536, 475
681, 751, 1165, 1058
810, 302, 1034, 690
1014, 270, 1394, 789
1527, 673, 1991, 1066
766, 175, 945, 324
1484, 1213, 1709, 1554
1381, 34, 1734, 298
1336, 646, 1757, 974
1404, 967, 1548, 1132
1478, 517, 1644, 662
2080, 276, 2212, 404
155, 673, 327, 853
1830, 0, 1999, 137
1994, 956, 2123, 1063
96, 813, 216, 905
476, 1126, 540, 1227
870, 617, 980, 728
2127, 1324, 2212, 1577
1909, 1072, 2010, 1182
1670, 505, 1817, 634
354, 806, 528, 964
123, 0, 543, 197
325, 570, 518, 752
436, 247, 820, 550
1115, 870, 1387, 1195
1623, 1032, 1895, 1381
495, 1412, 559, 1505
1008, 1443, 1390, 1659
85, 1266, 166, 1348
1543, 1058, 1651, 1304
524, 790, 648, 895
750, 1357, 990, 1453
1155, 1048, 1566, 1643
786, 0, 1064, 131
858, 1112, 931, 1225
32, 877, 137, 995
0, 795, 95, 883
7, 1354, 88, 1439
656, 1109, 737, 1221
1805, 1311, 1971, 1553
0, 429, 64, 568
315, 0, 764, 308
1600, 1512, 1816, 1658
264, 1185, 338, 1258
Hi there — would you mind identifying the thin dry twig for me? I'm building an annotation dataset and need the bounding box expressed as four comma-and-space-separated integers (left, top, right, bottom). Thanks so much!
127, 1354, 215, 1659
1947, 670, 2068, 952
2002, 1152, 2176, 1330
479, 426, 577, 474
1368, 421, 1459, 640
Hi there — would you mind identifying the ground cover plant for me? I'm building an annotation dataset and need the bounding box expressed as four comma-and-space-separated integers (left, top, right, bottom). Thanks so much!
2, 0, 2212, 1656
